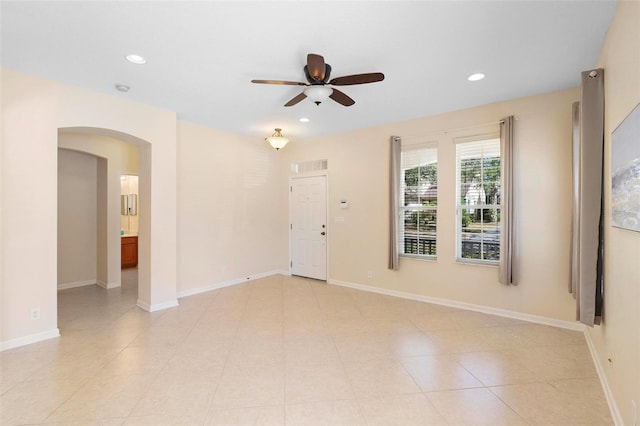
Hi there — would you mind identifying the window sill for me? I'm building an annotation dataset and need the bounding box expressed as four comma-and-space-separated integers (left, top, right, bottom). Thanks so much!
455, 258, 499, 267
400, 254, 437, 262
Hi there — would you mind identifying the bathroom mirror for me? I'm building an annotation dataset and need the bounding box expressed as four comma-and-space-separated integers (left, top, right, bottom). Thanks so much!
128, 194, 137, 216
121, 194, 137, 216
121, 195, 128, 215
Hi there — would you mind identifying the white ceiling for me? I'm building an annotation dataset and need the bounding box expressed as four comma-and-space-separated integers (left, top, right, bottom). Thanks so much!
1, 1, 616, 141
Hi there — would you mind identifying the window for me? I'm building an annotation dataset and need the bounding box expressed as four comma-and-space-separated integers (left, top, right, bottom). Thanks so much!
456, 137, 501, 263
399, 143, 437, 258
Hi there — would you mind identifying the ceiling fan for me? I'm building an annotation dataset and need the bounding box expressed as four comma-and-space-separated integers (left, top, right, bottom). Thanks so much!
251, 53, 384, 107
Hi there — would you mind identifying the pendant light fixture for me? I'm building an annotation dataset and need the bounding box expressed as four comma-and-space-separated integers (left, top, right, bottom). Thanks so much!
265, 128, 289, 151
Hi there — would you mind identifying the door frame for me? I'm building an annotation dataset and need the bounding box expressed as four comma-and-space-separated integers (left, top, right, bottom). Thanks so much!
289, 172, 329, 281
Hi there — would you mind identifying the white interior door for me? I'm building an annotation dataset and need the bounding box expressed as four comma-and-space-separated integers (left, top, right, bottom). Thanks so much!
290, 175, 327, 280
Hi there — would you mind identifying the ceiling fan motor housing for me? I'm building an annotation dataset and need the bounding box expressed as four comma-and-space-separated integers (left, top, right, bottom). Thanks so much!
304, 64, 332, 84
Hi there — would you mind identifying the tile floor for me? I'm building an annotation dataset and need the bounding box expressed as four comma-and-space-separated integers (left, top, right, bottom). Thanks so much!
1, 271, 613, 425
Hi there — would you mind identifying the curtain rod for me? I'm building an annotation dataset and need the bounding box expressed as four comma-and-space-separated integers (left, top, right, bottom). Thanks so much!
399, 118, 515, 140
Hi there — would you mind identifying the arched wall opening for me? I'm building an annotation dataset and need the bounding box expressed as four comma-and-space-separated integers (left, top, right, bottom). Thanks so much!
57, 135, 140, 298
59, 127, 158, 312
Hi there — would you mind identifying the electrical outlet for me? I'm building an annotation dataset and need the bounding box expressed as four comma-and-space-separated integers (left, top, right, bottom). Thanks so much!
30, 308, 41, 320
367, 270, 374, 279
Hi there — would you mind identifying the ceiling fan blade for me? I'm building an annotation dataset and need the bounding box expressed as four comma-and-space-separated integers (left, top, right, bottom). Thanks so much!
329, 88, 355, 107
251, 79, 307, 86
329, 72, 385, 86
284, 92, 307, 107
307, 54, 326, 81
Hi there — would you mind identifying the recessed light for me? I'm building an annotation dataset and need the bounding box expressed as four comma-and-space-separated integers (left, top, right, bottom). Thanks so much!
115, 84, 130, 92
299, 117, 310, 123
467, 73, 485, 82
125, 54, 146, 65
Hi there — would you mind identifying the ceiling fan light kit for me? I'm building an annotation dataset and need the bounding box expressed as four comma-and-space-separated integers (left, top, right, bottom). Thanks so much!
265, 128, 289, 151
251, 53, 384, 107
304, 86, 333, 105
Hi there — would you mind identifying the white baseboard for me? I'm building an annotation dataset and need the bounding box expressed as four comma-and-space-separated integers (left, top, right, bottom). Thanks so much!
328, 278, 586, 332
137, 269, 290, 311
57, 279, 96, 290
177, 269, 290, 299
0, 328, 60, 352
136, 298, 179, 312
584, 331, 623, 426
96, 280, 120, 289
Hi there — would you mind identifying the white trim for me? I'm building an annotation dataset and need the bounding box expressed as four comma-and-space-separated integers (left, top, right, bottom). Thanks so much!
584, 331, 623, 426
455, 258, 499, 267
328, 278, 586, 332
57, 279, 96, 290
275, 269, 292, 277
136, 298, 179, 312
96, 280, 120, 289
399, 254, 437, 262
177, 270, 290, 299
0, 328, 60, 352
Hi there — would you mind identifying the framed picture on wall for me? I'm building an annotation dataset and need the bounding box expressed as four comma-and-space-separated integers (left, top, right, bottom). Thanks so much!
611, 102, 640, 232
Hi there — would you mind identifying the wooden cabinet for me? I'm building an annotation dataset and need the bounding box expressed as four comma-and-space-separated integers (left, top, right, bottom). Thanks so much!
121, 236, 138, 268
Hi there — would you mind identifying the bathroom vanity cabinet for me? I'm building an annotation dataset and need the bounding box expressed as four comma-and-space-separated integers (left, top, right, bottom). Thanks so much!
121, 236, 138, 268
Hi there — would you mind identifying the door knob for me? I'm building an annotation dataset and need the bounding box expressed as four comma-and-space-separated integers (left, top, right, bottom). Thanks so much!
321, 231, 326, 236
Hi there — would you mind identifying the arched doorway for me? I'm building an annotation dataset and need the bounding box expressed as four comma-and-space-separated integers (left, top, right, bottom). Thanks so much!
56, 145, 142, 328
57, 127, 175, 315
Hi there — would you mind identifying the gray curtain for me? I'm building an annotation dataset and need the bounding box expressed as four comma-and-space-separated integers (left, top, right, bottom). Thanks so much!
499, 116, 516, 285
572, 68, 605, 326
570, 102, 581, 298
388, 136, 401, 270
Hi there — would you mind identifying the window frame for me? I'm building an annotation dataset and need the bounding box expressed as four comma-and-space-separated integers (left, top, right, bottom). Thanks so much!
455, 134, 501, 265
398, 142, 438, 260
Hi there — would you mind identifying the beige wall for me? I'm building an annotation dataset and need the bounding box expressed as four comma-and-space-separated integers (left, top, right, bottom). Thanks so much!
283, 87, 579, 321
591, 1, 640, 424
57, 149, 98, 288
176, 121, 288, 295
97, 157, 108, 288
1, 69, 177, 347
